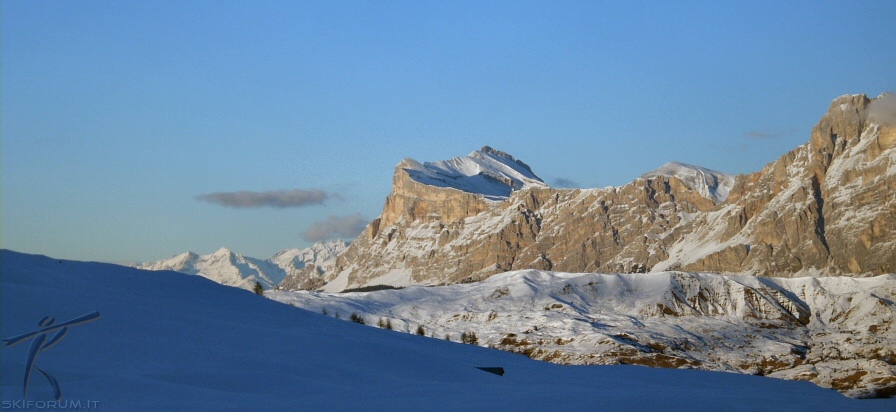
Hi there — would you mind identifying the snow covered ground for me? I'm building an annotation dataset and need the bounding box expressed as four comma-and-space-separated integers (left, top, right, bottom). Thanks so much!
270, 270, 896, 398
3, 250, 894, 411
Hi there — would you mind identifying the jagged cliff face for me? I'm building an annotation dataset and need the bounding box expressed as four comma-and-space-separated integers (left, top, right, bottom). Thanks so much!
674, 94, 896, 275
320, 94, 895, 292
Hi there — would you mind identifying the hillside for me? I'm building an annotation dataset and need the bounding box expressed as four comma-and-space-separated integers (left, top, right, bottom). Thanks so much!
272, 270, 896, 398
3, 250, 894, 410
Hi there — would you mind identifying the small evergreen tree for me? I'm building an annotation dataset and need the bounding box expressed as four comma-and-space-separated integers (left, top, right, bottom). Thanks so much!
253, 281, 264, 296
350, 313, 366, 324
416, 325, 426, 336
461, 331, 479, 345
445, 334, 451, 341
322, 308, 329, 316
377, 318, 394, 330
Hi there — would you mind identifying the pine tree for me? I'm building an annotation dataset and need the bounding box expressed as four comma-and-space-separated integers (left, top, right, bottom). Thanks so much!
350, 313, 366, 324
253, 281, 264, 296
416, 325, 426, 336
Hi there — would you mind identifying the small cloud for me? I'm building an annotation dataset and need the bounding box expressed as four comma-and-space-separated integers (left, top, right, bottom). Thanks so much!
197, 189, 329, 209
866, 93, 896, 127
745, 130, 777, 139
552, 178, 580, 188
744, 127, 797, 140
303, 214, 369, 242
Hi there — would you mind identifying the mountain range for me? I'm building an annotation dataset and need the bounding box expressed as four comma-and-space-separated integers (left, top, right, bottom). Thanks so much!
319, 93, 895, 292
128, 93, 895, 398
134, 240, 346, 290
138, 94, 895, 294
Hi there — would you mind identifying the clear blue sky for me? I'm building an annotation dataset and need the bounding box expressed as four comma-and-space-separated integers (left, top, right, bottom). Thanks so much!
3, 1, 894, 263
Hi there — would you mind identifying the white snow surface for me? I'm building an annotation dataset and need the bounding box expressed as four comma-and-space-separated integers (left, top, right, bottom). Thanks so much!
272, 269, 896, 399
133, 240, 347, 290
3, 250, 893, 411
640, 161, 736, 203
401, 146, 549, 199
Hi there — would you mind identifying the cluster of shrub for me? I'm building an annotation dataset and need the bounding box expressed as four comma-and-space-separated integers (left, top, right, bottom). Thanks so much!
327, 310, 480, 345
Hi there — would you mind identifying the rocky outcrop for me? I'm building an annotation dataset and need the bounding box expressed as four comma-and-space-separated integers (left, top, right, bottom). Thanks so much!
318, 94, 896, 292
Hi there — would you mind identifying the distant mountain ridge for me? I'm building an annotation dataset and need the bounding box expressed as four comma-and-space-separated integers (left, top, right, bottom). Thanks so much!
134, 240, 347, 290
312, 93, 895, 292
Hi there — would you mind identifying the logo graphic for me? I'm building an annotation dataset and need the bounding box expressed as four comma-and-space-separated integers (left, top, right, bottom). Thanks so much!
3, 311, 100, 400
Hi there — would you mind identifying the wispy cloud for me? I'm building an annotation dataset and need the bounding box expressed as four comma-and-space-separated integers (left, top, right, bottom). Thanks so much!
552, 177, 580, 188
743, 127, 796, 140
197, 189, 330, 209
866, 93, 896, 127
744, 130, 777, 139
303, 214, 369, 242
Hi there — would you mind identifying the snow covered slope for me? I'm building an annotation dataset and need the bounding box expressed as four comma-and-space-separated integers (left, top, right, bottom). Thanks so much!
3, 250, 893, 411
400, 146, 548, 199
641, 161, 735, 203
134, 240, 347, 290
271, 269, 896, 399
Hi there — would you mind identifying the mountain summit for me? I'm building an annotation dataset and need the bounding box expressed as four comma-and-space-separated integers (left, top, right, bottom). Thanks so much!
400, 146, 547, 200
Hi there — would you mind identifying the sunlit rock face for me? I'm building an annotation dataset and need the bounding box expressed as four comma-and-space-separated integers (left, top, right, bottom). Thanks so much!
321, 93, 895, 292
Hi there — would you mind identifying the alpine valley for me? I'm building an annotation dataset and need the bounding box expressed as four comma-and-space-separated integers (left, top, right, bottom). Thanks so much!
140, 93, 896, 398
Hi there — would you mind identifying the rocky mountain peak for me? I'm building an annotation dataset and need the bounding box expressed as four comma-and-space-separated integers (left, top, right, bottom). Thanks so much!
478, 145, 538, 176
809, 93, 871, 161
640, 161, 735, 203
211, 246, 233, 256
398, 146, 547, 200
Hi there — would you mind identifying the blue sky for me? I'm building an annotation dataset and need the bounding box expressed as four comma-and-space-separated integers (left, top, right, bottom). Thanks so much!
3, 1, 894, 263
